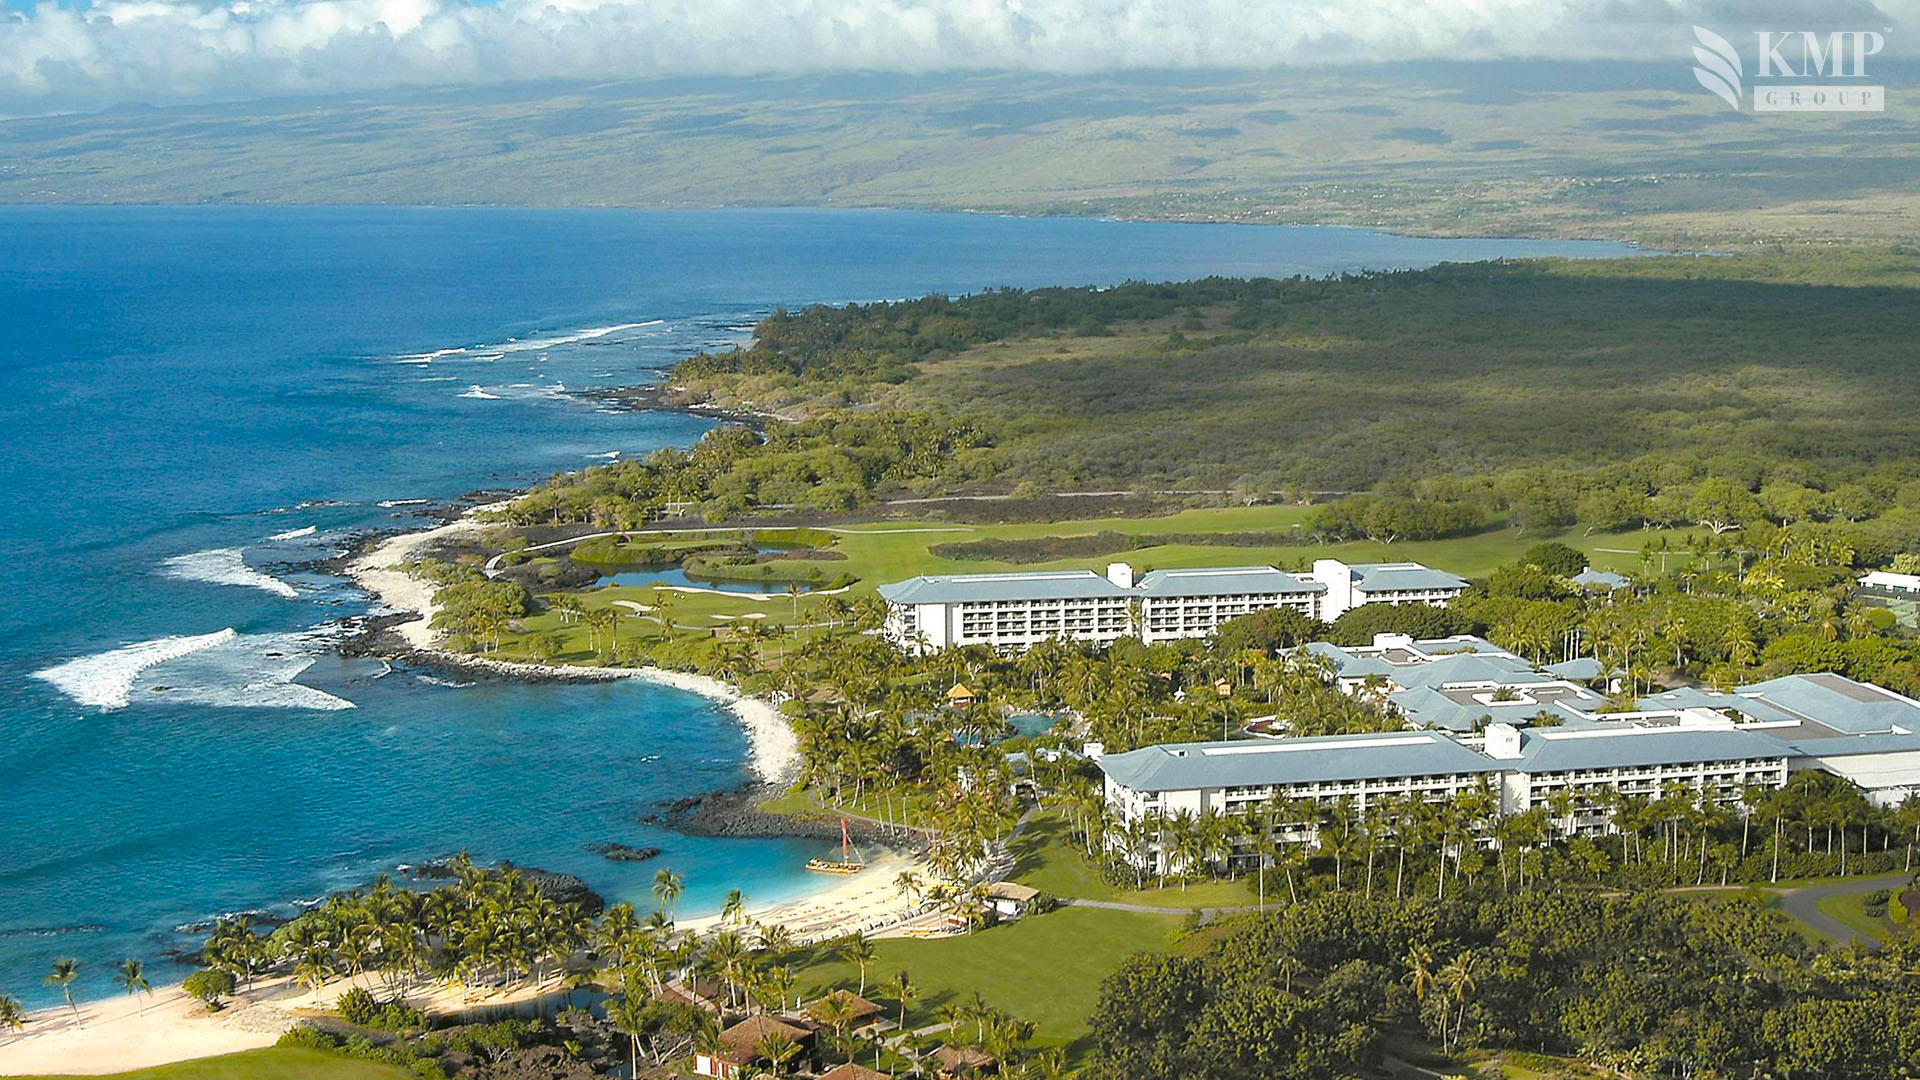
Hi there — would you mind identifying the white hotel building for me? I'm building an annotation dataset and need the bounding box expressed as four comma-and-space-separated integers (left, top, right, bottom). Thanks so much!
877, 559, 1468, 653
1097, 669, 1920, 873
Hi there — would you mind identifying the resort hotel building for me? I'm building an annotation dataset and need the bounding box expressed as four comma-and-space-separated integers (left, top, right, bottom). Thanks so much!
1095, 643, 1920, 874
876, 559, 1469, 653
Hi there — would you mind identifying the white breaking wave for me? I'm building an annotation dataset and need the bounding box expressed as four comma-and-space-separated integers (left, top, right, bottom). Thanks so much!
589, 451, 620, 460
33, 629, 238, 710
149, 632, 356, 712
496, 322, 658, 353
393, 320, 660, 366
267, 525, 318, 540
458, 386, 501, 399
162, 548, 299, 598
33, 629, 356, 713
377, 498, 431, 508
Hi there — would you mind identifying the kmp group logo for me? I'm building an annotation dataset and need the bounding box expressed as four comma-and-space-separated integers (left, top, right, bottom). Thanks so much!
1691, 25, 1888, 112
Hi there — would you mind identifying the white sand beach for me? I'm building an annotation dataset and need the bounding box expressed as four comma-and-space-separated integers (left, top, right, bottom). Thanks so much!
0, 963, 591, 1076
345, 503, 509, 650
343, 514, 800, 784
0, 852, 942, 1075
0, 980, 294, 1076
678, 851, 942, 945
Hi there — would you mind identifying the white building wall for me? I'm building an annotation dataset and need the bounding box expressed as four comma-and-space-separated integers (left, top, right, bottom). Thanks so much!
1139, 591, 1318, 643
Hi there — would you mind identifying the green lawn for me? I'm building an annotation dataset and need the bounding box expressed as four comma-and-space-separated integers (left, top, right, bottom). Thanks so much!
25, 1047, 408, 1080
484, 506, 1703, 658
1009, 812, 1258, 910
1814, 892, 1893, 944
785, 905, 1177, 1055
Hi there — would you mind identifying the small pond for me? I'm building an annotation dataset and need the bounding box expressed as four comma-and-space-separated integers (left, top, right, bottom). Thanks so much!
597, 565, 819, 594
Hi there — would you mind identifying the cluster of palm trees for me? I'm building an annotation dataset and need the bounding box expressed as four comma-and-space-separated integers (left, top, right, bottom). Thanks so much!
1402, 944, 1486, 1055
200, 857, 595, 1001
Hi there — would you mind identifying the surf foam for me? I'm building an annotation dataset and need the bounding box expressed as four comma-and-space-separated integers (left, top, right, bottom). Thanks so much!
33, 629, 239, 710
266, 525, 317, 541
161, 548, 299, 598
33, 629, 355, 712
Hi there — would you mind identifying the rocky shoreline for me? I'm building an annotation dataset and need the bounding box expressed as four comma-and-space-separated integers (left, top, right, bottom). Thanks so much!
572, 383, 768, 427
654, 782, 903, 845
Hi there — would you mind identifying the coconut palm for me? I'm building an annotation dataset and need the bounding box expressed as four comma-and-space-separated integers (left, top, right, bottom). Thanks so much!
893, 870, 923, 905
757, 1029, 803, 1076
652, 868, 685, 922
43, 958, 79, 1016
0, 994, 25, 1037
722, 888, 748, 928
837, 932, 878, 996
606, 992, 650, 1080
891, 968, 916, 1030
114, 959, 151, 998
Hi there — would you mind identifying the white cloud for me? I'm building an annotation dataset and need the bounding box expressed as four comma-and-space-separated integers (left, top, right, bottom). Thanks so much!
0, 0, 1909, 109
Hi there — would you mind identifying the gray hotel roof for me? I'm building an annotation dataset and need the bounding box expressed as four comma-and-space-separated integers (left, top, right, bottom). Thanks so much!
1135, 566, 1325, 598
1100, 731, 1500, 793
877, 570, 1130, 605
1786, 731, 1920, 758
1637, 673, 1920, 737
1387, 652, 1541, 692
1351, 563, 1471, 593
1517, 727, 1792, 773
1737, 673, 1920, 735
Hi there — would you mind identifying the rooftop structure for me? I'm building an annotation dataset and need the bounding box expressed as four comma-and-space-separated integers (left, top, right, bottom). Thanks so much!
878, 559, 1465, 653
1098, 666, 1920, 872
1859, 569, 1920, 595
1314, 560, 1471, 621
1570, 567, 1632, 591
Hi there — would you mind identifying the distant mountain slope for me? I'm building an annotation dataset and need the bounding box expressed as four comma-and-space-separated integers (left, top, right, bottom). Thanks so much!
4, 65, 1918, 246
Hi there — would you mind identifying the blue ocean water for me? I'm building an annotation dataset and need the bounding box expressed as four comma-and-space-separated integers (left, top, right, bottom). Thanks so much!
0, 206, 1636, 1005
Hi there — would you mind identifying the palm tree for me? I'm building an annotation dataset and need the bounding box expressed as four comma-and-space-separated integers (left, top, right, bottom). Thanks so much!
1403, 944, 1434, 1009
606, 993, 650, 1079
757, 1029, 803, 1076
838, 932, 878, 996
894, 870, 923, 905
44, 958, 80, 1016
722, 889, 748, 928
761, 964, 798, 1015
652, 868, 685, 922
0, 994, 25, 1038
891, 968, 916, 1031
1438, 950, 1483, 1053
114, 959, 151, 998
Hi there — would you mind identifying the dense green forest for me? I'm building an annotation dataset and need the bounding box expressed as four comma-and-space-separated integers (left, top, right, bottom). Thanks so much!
1089, 890, 1920, 1080
505, 252, 1920, 574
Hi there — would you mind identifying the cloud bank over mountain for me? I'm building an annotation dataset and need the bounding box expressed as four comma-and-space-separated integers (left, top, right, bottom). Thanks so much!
2, 0, 1909, 110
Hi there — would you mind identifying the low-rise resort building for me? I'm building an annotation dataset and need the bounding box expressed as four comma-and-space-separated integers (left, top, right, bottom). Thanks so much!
1096, 646, 1920, 875
877, 559, 1468, 653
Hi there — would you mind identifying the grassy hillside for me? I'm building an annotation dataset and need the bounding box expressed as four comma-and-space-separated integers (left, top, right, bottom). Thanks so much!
663, 252, 1920, 493
897, 255, 1920, 490
6, 65, 1920, 247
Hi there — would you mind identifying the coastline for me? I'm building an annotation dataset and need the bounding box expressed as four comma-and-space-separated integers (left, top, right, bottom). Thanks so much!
343, 511, 801, 786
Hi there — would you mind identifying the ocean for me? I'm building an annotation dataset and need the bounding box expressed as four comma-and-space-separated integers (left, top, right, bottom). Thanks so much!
0, 206, 1637, 1005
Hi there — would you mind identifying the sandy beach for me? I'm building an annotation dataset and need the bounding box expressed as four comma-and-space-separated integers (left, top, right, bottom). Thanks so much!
344, 513, 800, 784
0, 980, 295, 1076
677, 851, 942, 945
0, 962, 595, 1076
0, 851, 941, 1076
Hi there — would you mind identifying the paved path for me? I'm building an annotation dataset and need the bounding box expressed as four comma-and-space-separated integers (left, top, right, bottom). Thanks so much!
1773, 872, 1909, 950
1063, 898, 1255, 921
